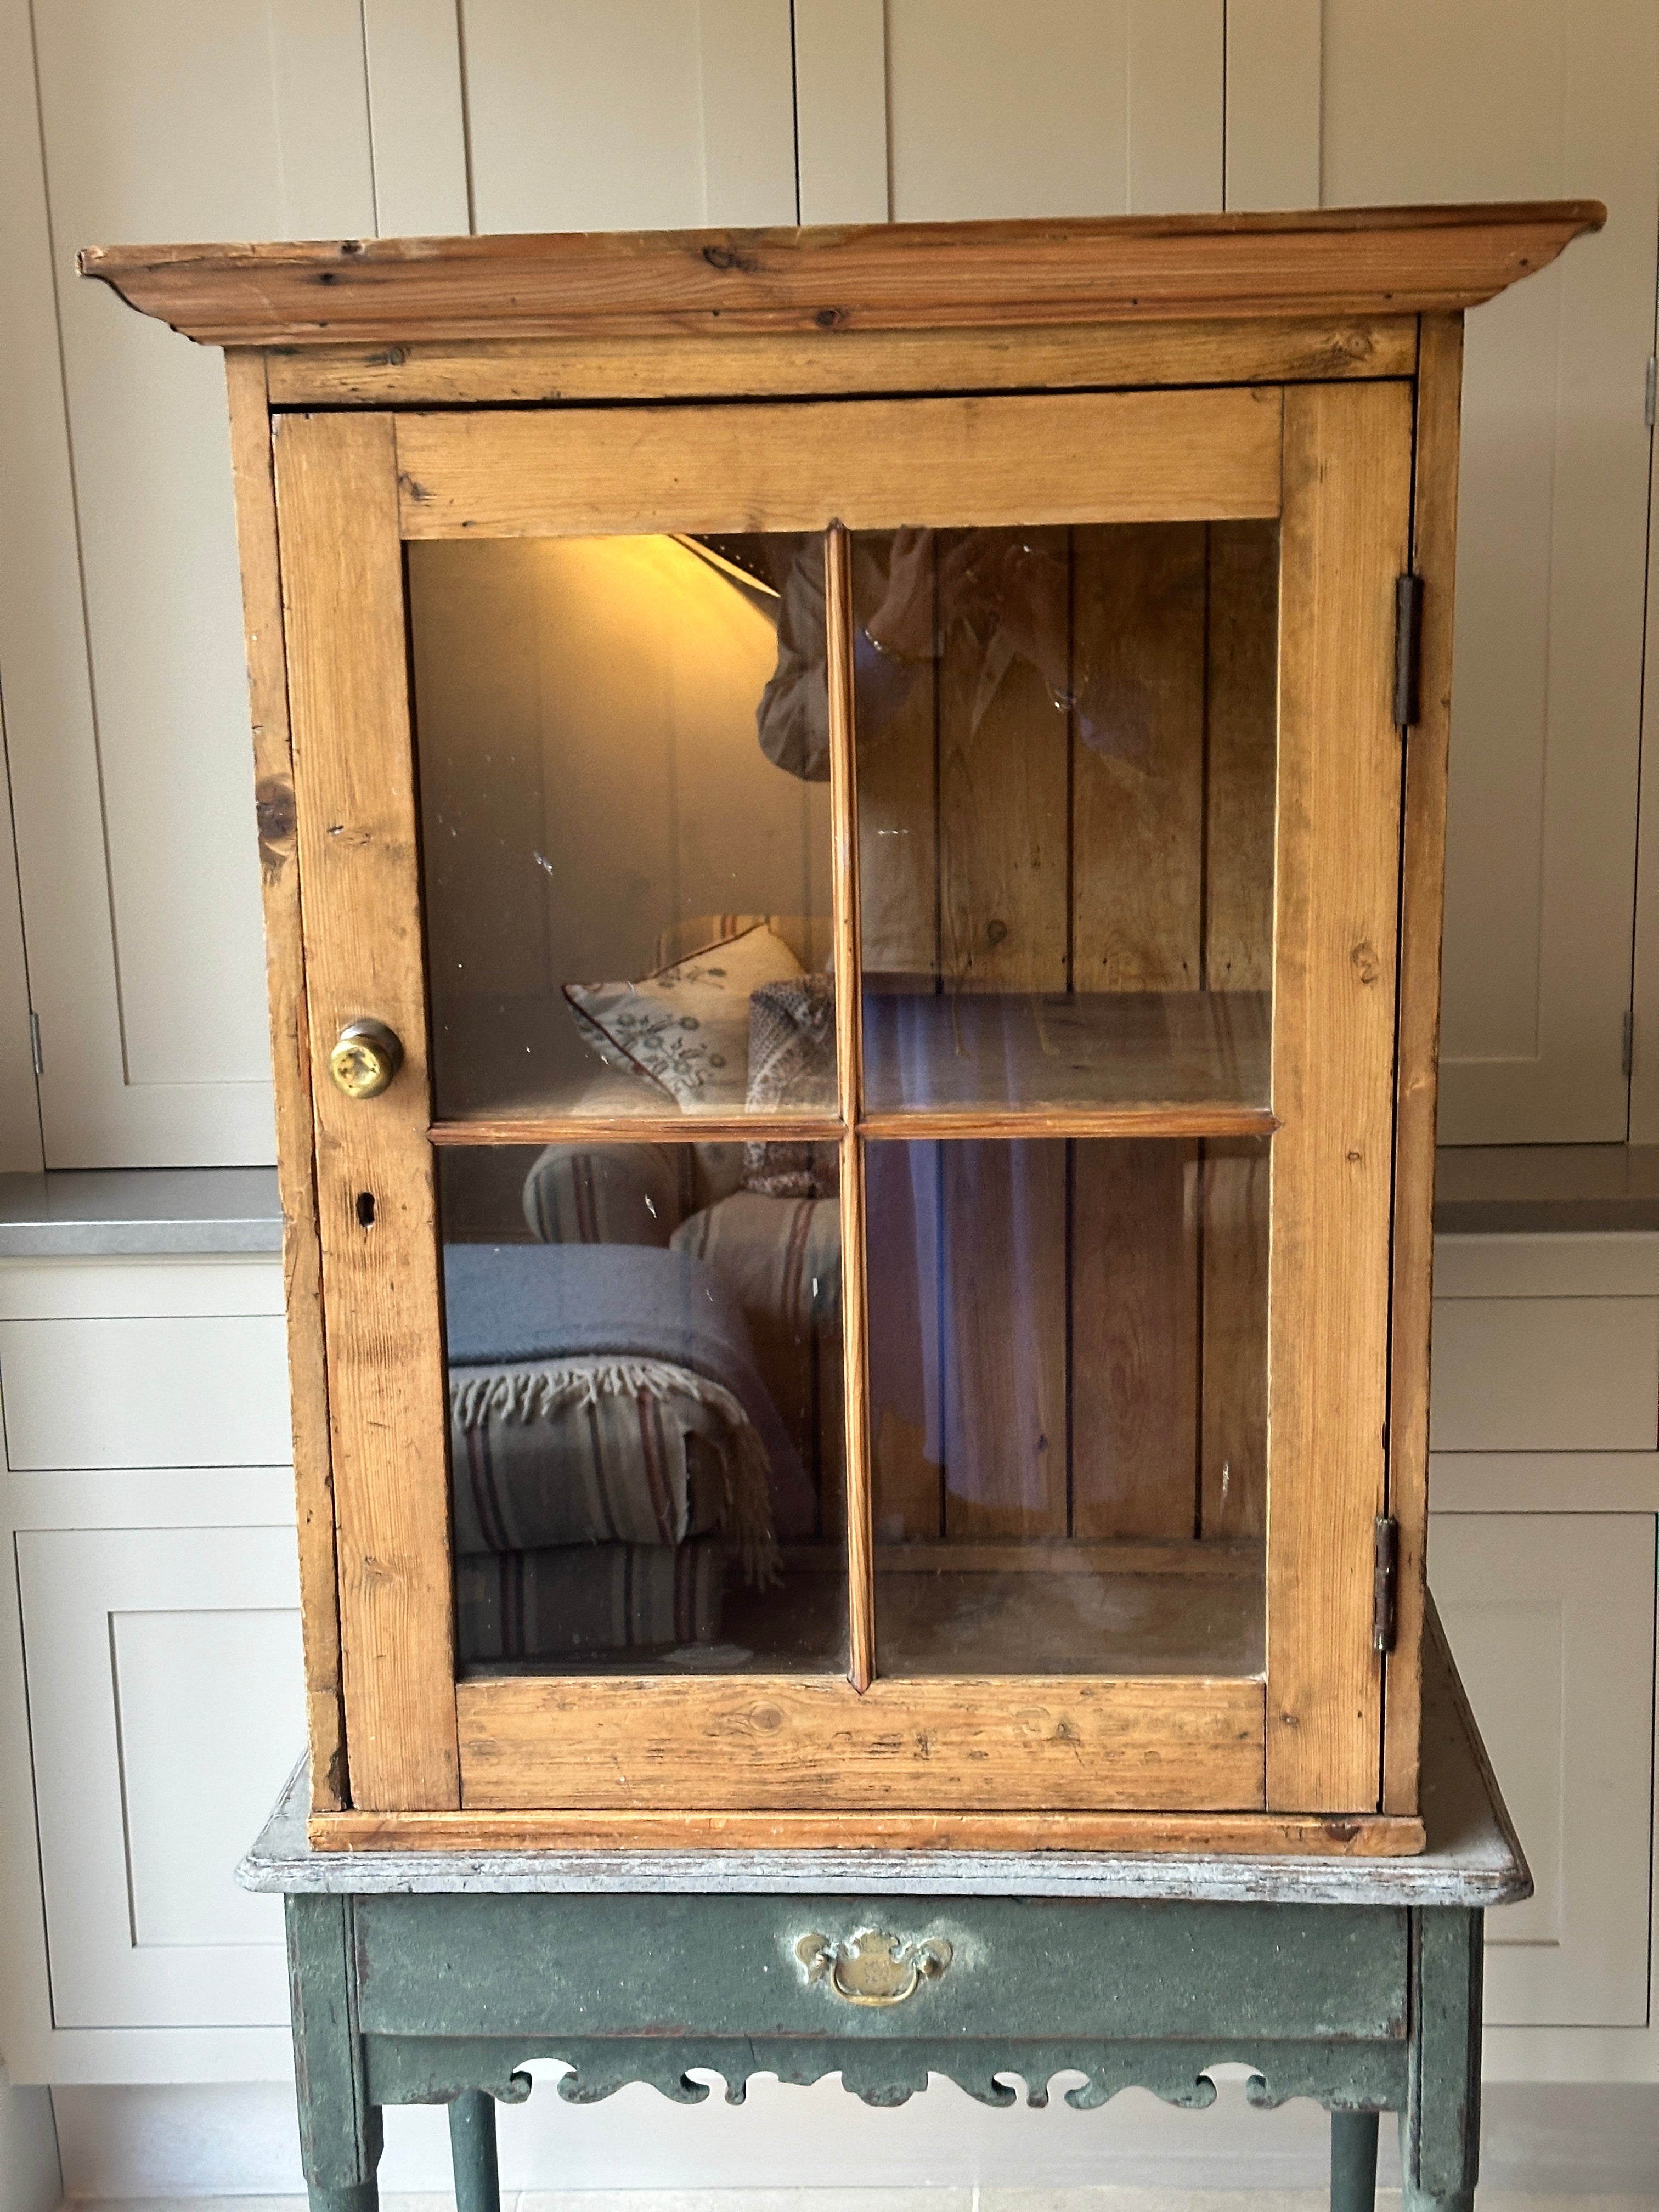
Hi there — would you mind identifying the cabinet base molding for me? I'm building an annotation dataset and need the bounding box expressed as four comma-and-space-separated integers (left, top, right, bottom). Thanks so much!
307, 1808, 1426, 1856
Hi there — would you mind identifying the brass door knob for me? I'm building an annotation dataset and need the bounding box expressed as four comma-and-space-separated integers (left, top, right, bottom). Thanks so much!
328, 1019, 403, 1099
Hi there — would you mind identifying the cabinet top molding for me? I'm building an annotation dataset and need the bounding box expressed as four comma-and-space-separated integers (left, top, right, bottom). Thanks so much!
78, 202, 1603, 349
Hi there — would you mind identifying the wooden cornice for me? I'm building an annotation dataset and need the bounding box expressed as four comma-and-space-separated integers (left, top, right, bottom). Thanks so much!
78, 203, 1605, 350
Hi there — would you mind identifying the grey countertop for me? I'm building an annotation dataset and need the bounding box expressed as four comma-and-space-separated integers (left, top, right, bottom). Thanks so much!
1432, 1143, 1659, 1235
0, 1167, 283, 1257
3, 1148, 1658, 1260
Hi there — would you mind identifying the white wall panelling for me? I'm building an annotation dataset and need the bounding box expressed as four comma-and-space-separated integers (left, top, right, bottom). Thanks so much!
791, 0, 888, 225
882, 0, 1224, 223
1, 0, 380, 1168
362, 0, 472, 237
1432, 1514, 1657, 2029
459, 0, 797, 234
1221, 0, 1321, 213
1629, 232, 1659, 1144
0, 710, 41, 1176
1322, 0, 1659, 1143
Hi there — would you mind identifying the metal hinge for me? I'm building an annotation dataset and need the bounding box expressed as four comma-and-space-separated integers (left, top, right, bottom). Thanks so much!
27, 1010, 42, 1077
1624, 1008, 1635, 1081
1373, 1515, 1400, 1655
1393, 574, 1423, 729
1646, 357, 1656, 430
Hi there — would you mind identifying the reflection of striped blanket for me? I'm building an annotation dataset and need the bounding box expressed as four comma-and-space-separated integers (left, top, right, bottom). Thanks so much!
456, 1540, 725, 1663
449, 1356, 777, 1579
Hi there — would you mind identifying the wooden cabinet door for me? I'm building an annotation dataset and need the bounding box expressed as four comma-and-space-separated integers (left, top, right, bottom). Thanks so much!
273, 378, 1411, 1831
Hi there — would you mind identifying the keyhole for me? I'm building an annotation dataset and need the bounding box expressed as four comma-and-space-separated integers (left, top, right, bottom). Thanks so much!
356, 1190, 376, 1228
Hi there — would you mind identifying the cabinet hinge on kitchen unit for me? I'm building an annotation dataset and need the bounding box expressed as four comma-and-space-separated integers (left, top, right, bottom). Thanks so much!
28, 1011, 42, 1077
1393, 575, 1424, 729
1373, 1516, 1400, 1654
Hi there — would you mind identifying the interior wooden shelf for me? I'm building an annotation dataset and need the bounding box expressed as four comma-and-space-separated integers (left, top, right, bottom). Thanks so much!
457, 1539, 1266, 1683
860, 986, 1272, 1128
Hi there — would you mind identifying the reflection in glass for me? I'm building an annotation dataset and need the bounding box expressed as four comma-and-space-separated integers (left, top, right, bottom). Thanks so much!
438, 1144, 845, 1675
409, 534, 837, 1123
864, 1136, 1267, 1677
853, 522, 1279, 1115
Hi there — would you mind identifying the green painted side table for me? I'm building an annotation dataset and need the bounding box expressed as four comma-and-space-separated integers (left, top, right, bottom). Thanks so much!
241, 1623, 1525, 2212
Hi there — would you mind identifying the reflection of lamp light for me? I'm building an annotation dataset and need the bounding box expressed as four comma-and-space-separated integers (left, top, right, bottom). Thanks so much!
672, 534, 782, 624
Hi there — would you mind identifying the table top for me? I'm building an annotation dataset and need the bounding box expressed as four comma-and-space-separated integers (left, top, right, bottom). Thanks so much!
241, 1611, 1529, 1906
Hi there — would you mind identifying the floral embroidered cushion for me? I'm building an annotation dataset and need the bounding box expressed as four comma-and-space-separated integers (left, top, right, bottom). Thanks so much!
563, 922, 804, 1109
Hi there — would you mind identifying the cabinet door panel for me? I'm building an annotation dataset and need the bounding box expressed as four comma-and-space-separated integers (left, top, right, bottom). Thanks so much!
1431, 1513, 1655, 2027
16, 1526, 304, 2029
1322, 0, 1659, 1141
0, 1314, 290, 1471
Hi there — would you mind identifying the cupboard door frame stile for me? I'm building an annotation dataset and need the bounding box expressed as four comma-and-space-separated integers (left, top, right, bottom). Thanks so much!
272, 411, 460, 1813
223, 353, 347, 1812
1267, 380, 1414, 1813
825, 523, 875, 1692
1384, 315, 1465, 1816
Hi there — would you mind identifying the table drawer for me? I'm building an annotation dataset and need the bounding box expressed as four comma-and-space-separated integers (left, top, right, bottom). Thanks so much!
352, 1893, 1408, 2043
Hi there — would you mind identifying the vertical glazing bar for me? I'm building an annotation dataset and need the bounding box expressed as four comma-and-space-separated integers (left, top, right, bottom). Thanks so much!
826, 523, 874, 1692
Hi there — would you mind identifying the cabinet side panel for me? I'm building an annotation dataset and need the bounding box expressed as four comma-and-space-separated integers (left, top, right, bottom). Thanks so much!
272, 411, 459, 1812
224, 351, 344, 1813
1384, 315, 1464, 1815
1267, 381, 1412, 1812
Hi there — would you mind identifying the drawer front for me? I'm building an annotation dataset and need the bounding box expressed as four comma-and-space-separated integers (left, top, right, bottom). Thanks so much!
0, 1313, 291, 1468
1429, 1294, 1659, 1452
353, 1893, 1408, 2043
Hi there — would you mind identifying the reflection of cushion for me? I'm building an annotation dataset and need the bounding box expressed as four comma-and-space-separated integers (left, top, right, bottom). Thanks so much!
456, 1539, 725, 1664
743, 975, 840, 1198
564, 923, 803, 1109
673, 1192, 844, 1532
654, 913, 833, 976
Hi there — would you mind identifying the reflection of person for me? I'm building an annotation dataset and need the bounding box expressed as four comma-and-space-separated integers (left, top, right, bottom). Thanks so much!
757, 527, 1126, 782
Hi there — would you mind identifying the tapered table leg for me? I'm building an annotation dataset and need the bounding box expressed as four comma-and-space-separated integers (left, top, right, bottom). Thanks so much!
286, 1898, 382, 2212
1330, 2110, 1379, 2211
449, 2088, 502, 2212
1400, 1908, 1482, 2212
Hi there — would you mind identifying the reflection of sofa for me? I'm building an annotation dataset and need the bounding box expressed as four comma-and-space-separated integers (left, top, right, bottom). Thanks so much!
449, 916, 844, 1668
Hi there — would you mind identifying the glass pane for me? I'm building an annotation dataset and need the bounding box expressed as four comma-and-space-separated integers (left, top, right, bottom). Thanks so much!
864, 1136, 1267, 1676
409, 534, 838, 1124
438, 1143, 845, 1675
854, 523, 1277, 1115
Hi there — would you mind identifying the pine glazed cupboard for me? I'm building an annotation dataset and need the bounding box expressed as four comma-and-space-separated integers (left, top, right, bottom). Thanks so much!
81, 205, 1601, 1857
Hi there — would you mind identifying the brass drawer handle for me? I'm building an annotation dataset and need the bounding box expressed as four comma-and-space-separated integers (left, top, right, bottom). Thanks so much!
795, 1928, 953, 2007
329, 1019, 404, 1099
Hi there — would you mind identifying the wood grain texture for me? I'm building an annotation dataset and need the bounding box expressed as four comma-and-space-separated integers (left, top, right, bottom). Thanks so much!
393, 390, 1283, 539
272, 411, 459, 1812
860, 1107, 1276, 1139
826, 526, 875, 1691
264, 317, 1420, 408
1199, 1142, 1271, 1540
940, 1141, 1068, 1539
1383, 314, 1464, 1819
1071, 1141, 1199, 1541
456, 1674, 1266, 1812
309, 1805, 1424, 1856
428, 1115, 845, 1147
1200, 522, 1279, 1541
223, 351, 345, 1813
80, 202, 1604, 347
1265, 381, 1413, 1814
1071, 527, 1207, 992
